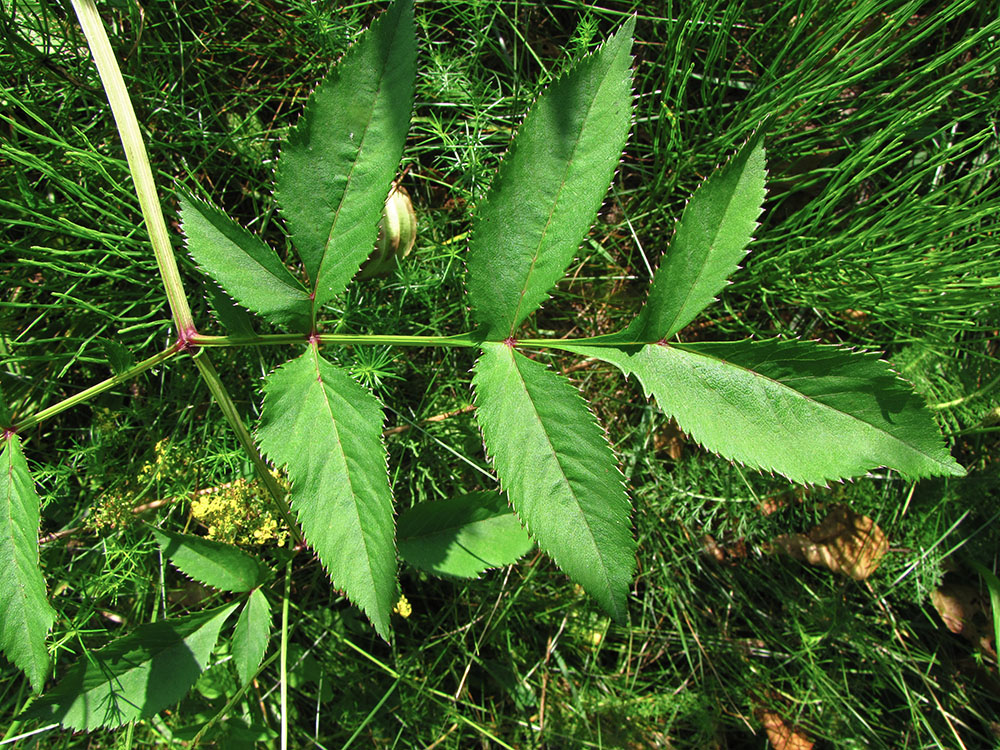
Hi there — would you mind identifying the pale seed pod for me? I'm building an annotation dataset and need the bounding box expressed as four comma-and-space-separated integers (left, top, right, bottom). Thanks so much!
358, 185, 417, 279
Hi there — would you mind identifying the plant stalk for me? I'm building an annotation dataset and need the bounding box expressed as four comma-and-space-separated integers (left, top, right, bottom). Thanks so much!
191, 332, 483, 348
70, 0, 195, 336
192, 351, 303, 548
13, 345, 181, 433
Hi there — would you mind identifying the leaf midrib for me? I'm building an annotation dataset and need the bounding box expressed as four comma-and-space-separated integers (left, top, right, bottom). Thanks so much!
506, 348, 618, 610
507, 58, 620, 337
308, 349, 381, 609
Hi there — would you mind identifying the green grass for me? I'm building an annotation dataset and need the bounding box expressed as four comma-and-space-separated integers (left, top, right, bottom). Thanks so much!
2, 0, 999, 747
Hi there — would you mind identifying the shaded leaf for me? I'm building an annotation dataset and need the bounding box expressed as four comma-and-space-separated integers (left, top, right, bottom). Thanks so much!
626, 131, 766, 341
397, 492, 534, 578
180, 195, 311, 331
472, 343, 633, 620
257, 345, 396, 638
0, 435, 56, 692
26, 603, 238, 730
151, 527, 271, 593
466, 17, 635, 339
570, 338, 964, 484
205, 281, 257, 338
232, 589, 271, 686
99, 339, 136, 376
275, 0, 415, 309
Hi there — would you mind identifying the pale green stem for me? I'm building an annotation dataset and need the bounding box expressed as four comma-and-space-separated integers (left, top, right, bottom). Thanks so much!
70, 0, 194, 335
280, 559, 292, 750
13, 345, 182, 432
192, 351, 303, 548
190, 332, 483, 348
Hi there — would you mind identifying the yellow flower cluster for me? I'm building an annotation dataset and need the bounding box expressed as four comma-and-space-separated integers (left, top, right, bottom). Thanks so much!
392, 593, 412, 618
190, 473, 289, 547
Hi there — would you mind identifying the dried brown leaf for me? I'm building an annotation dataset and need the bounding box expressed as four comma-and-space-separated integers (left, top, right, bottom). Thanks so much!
773, 504, 888, 580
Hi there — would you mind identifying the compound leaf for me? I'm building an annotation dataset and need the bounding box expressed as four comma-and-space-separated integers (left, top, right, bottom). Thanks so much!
180, 195, 311, 332
26, 603, 238, 730
232, 589, 271, 687
466, 17, 635, 339
257, 345, 396, 638
275, 0, 415, 310
472, 343, 634, 620
397, 492, 534, 578
0, 435, 56, 692
573, 338, 965, 484
626, 131, 767, 341
152, 527, 271, 593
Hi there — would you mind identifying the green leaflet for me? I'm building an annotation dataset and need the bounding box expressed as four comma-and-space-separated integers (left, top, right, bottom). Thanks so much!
466, 16, 635, 340
397, 492, 534, 578
275, 0, 415, 311
568, 338, 965, 485
152, 527, 271, 593
256, 345, 396, 639
98, 338, 136, 376
179, 195, 311, 332
27, 603, 238, 730
1, 435, 55, 693
472, 343, 634, 620
232, 589, 271, 687
626, 131, 767, 341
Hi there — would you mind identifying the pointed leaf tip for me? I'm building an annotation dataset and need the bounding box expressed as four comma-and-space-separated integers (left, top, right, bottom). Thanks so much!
466, 17, 635, 339
275, 0, 416, 309
473, 344, 634, 620
257, 347, 396, 638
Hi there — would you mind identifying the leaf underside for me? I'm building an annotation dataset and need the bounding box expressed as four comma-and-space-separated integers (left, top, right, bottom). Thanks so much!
257, 345, 396, 638
626, 129, 767, 341
275, 0, 416, 310
27, 603, 238, 730
232, 589, 271, 687
571, 338, 965, 485
180, 195, 311, 332
0, 435, 56, 692
466, 16, 635, 340
473, 343, 634, 620
397, 492, 535, 578
152, 527, 271, 593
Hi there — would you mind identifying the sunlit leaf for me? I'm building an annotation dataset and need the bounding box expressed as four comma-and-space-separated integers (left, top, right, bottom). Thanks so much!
473, 343, 634, 620
0, 435, 56, 692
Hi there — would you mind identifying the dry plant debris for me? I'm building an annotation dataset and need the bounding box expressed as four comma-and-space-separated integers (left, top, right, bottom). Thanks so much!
772, 504, 888, 580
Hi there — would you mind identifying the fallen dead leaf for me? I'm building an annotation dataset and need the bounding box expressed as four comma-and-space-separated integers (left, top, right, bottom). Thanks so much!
931, 581, 997, 657
773, 505, 888, 580
758, 709, 815, 750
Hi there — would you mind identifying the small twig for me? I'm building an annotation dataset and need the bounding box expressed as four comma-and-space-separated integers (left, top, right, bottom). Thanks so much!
382, 404, 476, 437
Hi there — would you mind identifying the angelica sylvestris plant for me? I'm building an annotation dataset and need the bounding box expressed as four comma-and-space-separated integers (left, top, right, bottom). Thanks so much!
0, 0, 965, 731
